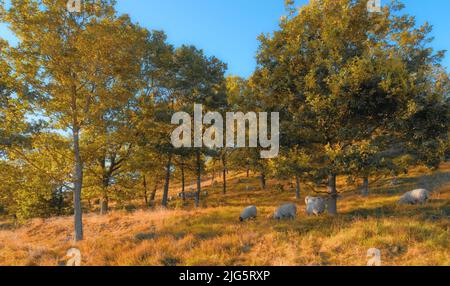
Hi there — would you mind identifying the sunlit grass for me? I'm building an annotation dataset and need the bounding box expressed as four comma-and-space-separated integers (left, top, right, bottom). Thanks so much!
0, 163, 449, 266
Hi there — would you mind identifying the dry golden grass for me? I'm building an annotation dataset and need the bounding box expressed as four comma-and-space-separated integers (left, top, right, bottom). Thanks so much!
0, 163, 449, 266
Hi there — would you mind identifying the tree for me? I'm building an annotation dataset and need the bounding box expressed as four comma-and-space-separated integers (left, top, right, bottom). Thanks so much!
1, 133, 73, 221
130, 30, 180, 209
171, 45, 228, 207
2, 0, 148, 240
273, 147, 312, 199
0, 39, 29, 154
253, 0, 449, 214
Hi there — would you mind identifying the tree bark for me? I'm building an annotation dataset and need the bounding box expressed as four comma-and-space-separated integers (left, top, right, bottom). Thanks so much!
327, 174, 338, 215
53, 187, 64, 215
100, 173, 110, 215
211, 167, 215, 186
100, 194, 108, 215
260, 172, 266, 190
181, 161, 186, 201
143, 175, 148, 206
150, 180, 158, 202
72, 127, 83, 241
195, 150, 202, 208
100, 178, 109, 215
361, 177, 369, 197
295, 174, 301, 200
162, 154, 172, 207
222, 153, 227, 195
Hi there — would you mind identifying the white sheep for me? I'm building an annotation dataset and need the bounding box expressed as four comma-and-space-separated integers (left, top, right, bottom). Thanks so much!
273, 203, 297, 220
305, 196, 326, 216
398, 189, 430, 205
239, 206, 257, 222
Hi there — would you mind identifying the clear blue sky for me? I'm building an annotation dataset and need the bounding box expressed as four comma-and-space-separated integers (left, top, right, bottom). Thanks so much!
1, 0, 449, 77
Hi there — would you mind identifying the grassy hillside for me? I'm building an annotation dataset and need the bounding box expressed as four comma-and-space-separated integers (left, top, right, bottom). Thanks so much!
0, 164, 449, 266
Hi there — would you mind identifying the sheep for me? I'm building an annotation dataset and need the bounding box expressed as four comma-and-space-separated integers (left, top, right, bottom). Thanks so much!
273, 203, 297, 220
239, 206, 257, 222
398, 189, 430, 205
305, 196, 326, 216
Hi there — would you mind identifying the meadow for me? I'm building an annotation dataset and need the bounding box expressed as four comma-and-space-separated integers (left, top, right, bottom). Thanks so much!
1, 163, 448, 266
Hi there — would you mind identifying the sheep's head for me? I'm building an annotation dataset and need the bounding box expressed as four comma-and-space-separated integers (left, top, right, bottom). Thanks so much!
398, 195, 411, 205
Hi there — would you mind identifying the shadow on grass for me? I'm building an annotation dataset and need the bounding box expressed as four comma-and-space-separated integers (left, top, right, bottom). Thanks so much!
0, 220, 16, 231
371, 172, 450, 196
151, 171, 450, 251
349, 171, 450, 220
347, 204, 449, 219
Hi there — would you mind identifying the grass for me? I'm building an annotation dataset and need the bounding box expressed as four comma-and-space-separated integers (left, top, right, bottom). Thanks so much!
0, 163, 449, 266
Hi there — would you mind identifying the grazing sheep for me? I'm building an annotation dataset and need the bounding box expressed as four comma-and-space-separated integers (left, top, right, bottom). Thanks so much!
239, 206, 257, 222
398, 189, 430, 205
305, 196, 326, 216
273, 203, 297, 220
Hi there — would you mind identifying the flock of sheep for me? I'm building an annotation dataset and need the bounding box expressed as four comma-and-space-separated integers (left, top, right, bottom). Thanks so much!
239, 189, 431, 221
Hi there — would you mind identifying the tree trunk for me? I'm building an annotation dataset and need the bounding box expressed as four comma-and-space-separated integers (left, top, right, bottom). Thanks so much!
72, 127, 83, 241
260, 172, 266, 190
181, 162, 186, 201
195, 150, 202, 208
361, 177, 369, 197
100, 175, 110, 215
150, 180, 158, 202
327, 174, 338, 216
295, 174, 301, 200
100, 194, 108, 215
54, 187, 64, 215
162, 154, 172, 207
143, 175, 148, 206
246, 166, 250, 178
222, 153, 227, 195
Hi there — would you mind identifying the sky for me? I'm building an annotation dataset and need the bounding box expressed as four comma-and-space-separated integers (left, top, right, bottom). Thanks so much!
1, 0, 449, 78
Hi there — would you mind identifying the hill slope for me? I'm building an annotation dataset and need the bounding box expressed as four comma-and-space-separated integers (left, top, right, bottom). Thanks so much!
0, 164, 449, 266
